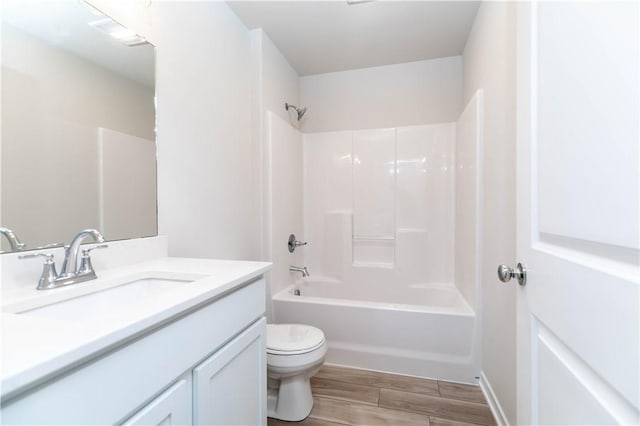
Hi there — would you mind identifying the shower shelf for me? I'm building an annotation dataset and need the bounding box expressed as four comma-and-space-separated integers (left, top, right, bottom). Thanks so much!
352, 236, 395, 241
352, 261, 395, 269
353, 237, 395, 266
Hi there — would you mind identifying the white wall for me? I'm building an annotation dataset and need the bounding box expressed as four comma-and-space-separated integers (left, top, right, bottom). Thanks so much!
1, 24, 155, 250
455, 91, 482, 308
300, 56, 463, 133
253, 30, 301, 129
251, 29, 301, 319
463, 3, 517, 424
89, 1, 260, 260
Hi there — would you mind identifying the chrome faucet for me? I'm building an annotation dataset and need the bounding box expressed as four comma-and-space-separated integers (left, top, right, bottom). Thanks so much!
289, 266, 309, 277
0, 227, 26, 251
60, 229, 105, 277
19, 229, 108, 290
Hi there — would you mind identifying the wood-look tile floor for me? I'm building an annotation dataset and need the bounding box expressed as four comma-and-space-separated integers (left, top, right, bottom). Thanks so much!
268, 365, 496, 426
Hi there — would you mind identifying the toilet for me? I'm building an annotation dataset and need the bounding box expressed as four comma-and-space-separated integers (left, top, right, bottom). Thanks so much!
266, 324, 327, 421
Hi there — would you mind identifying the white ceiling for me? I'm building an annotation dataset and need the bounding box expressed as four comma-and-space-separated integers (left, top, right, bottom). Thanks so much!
1, 0, 154, 88
227, 1, 480, 76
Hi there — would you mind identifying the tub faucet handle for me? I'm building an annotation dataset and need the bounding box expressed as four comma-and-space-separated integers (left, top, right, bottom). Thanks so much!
288, 234, 307, 253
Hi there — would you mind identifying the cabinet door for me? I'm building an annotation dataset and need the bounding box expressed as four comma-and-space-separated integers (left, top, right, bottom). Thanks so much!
122, 374, 191, 426
193, 318, 266, 426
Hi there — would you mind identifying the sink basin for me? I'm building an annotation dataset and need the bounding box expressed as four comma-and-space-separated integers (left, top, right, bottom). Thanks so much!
17, 274, 203, 321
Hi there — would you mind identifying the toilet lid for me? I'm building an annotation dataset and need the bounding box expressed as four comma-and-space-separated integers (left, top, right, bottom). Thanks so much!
266, 324, 325, 355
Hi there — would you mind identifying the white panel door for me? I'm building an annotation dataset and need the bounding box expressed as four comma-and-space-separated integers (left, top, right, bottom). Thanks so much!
516, 2, 639, 425
122, 375, 192, 426
193, 318, 266, 426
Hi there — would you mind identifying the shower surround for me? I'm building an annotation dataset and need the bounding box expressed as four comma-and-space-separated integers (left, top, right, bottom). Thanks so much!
269, 91, 482, 382
302, 123, 456, 288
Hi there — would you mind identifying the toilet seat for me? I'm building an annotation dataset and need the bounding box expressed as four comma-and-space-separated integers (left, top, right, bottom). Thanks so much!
266, 324, 325, 355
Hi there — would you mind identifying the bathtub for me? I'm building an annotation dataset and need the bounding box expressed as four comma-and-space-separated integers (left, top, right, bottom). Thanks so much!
272, 277, 480, 383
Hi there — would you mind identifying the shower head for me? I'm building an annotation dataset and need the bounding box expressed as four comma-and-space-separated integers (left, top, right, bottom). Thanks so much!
285, 102, 307, 121
296, 106, 307, 120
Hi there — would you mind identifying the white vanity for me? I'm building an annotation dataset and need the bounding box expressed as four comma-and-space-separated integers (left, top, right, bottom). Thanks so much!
0, 237, 271, 425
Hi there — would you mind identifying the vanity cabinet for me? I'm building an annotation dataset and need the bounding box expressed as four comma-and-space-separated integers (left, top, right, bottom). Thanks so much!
1, 277, 267, 425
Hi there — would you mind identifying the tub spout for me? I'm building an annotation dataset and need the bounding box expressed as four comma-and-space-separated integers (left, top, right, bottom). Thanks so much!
289, 266, 309, 277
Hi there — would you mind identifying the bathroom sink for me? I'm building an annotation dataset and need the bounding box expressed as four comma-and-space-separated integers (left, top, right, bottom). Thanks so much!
16, 274, 203, 322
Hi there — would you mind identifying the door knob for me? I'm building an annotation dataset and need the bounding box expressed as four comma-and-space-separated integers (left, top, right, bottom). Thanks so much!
497, 262, 527, 286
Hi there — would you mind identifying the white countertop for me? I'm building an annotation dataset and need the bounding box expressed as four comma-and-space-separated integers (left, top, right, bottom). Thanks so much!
0, 257, 271, 400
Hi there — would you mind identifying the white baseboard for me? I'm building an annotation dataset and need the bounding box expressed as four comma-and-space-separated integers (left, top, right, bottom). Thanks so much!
479, 371, 509, 426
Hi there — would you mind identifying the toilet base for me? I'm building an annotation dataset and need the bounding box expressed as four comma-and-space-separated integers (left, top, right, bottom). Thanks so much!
266, 374, 314, 421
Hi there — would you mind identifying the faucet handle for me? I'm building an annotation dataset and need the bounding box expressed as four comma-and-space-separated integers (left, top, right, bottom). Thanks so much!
19, 252, 55, 261
78, 244, 108, 275
19, 253, 59, 290
83, 244, 109, 254
288, 234, 308, 253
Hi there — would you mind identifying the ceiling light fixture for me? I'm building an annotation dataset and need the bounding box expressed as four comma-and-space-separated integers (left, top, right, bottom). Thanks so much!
88, 17, 148, 46
346, 0, 376, 5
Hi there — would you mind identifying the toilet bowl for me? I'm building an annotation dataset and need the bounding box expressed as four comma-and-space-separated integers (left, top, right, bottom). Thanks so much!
266, 324, 327, 421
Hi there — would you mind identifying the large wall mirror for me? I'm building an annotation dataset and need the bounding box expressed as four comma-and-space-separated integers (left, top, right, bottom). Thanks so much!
1, 0, 156, 253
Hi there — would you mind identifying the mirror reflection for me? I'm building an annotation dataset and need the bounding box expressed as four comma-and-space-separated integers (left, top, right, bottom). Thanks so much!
1, 0, 157, 253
